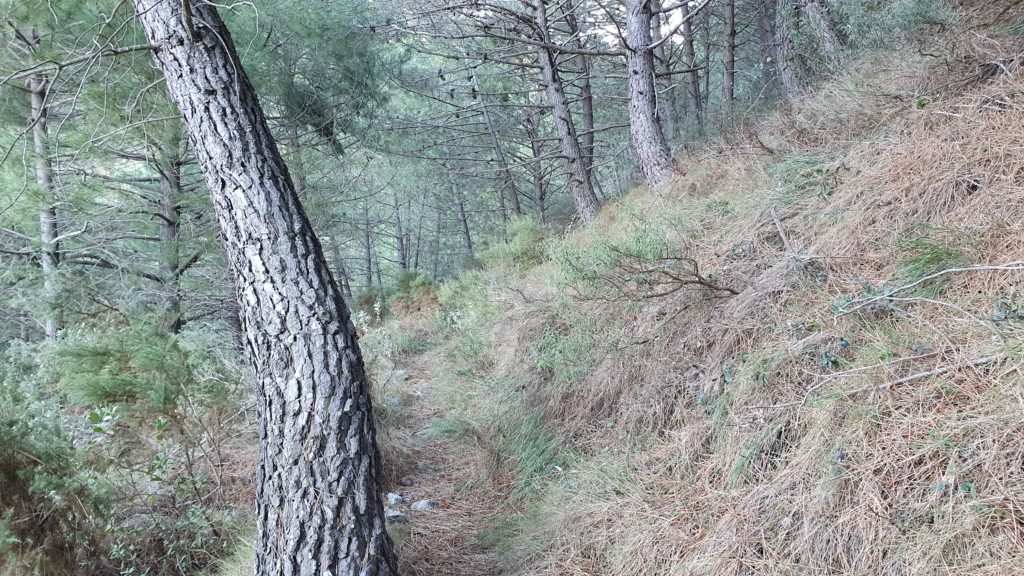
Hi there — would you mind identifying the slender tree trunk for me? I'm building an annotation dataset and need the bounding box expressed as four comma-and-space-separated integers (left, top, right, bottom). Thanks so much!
624, 0, 677, 187
156, 137, 184, 335
28, 73, 60, 342
651, 0, 677, 145
374, 245, 384, 292
455, 191, 474, 259
680, 3, 703, 128
332, 243, 353, 297
394, 198, 408, 272
289, 125, 308, 198
431, 206, 442, 279
471, 70, 522, 217
532, 0, 600, 222
130, 3, 399, 576
524, 103, 547, 223
723, 0, 736, 105
363, 204, 374, 290
560, 1, 597, 175
701, 7, 711, 107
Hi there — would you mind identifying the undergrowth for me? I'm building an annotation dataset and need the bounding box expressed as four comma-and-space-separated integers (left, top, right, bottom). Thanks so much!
370, 5, 1024, 574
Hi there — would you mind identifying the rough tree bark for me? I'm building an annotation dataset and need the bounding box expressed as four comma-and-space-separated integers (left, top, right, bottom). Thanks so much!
624, 0, 677, 187
723, 0, 736, 104
772, 0, 808, 99
803, 0, 843, 67
532, 0, 601, 222
129, 2, 399, 575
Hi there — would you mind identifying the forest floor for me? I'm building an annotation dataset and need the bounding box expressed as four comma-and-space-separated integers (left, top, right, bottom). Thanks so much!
385, 348, 508, 576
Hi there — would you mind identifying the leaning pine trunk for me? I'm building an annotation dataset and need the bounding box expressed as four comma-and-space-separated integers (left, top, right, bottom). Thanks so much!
532, 0, 601, 222
624, 0, 677, 188
129, 2, 399, 575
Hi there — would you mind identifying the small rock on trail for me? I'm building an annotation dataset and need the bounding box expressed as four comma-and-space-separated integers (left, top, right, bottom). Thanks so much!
410, 499, 438, 511
385, 508, 408, 524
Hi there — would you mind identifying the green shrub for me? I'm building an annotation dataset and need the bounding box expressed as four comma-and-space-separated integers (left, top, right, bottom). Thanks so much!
484, 377, 573, 498
49, 325, 195, 413
479, 216, 547, 270
549, 224, 667, 289
769, 153, 840, 203
389, 272, 439, 314
48, 324, 232, 416
352, 287, 387, 324
530, 310, 601, 388
830, 0, 949, 48
0, 390, 112, 574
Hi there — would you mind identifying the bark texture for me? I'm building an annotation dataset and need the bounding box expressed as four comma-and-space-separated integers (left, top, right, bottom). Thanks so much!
803, 0, 843, 67
624, 0, 677, 187
723, 0, 736, 104
532, 0, 600, 222
772, 0, 808, 99
129, 2, 399, 575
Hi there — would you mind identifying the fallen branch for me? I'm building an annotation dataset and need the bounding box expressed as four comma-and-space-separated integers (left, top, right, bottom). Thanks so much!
837, 261, 1024, 317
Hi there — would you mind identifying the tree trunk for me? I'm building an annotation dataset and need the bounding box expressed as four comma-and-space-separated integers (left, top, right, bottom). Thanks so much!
455, 191, 474, 259
394, 198, 408, 272
803, 0, 843, 67
363, 204, 374, 290
471, 71, 522, 217
560, 1, 597, 175
335, 248, 353, 298
412, 211, 424, 272
524, 102, 547, 223
680, 3, 703, 128
129, 3, 399, 575
723, 0, 736, 104
701, 7, 711, 107
532, 0, 600, 222
156, 135, 184, 335
374, 244, 384, 292
624, 0, 677, 188
431, 206, 442, 279
28, 73, 60, 342
650, 0, 677, 145
772, 0, 808, 99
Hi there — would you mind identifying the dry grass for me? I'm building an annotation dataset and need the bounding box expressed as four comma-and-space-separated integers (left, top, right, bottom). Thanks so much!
401, 9, 1024, 576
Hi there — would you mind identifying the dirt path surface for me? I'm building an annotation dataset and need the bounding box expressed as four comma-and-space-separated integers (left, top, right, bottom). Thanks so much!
382, 352, 507, 576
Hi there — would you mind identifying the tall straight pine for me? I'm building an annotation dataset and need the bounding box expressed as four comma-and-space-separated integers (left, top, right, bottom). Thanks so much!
129, 1, 399, 574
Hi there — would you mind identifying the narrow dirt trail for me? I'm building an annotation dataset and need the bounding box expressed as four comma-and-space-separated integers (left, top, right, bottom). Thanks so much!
385, 351, 508, 576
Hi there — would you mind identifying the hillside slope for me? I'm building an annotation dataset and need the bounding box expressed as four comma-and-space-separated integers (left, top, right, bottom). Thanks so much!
363, 7, 1024, 576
